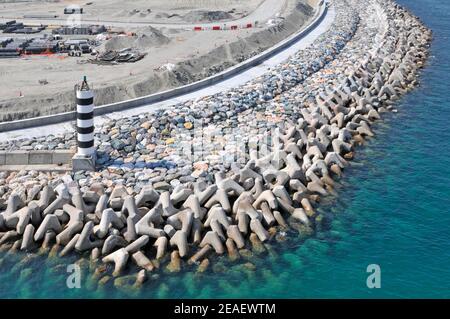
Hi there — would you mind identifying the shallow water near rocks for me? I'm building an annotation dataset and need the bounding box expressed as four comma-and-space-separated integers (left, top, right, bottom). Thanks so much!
1, 0, 450, 298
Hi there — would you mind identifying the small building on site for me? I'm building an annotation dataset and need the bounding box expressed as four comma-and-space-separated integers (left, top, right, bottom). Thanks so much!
63, 39, 91, 53
64, 6, 83, 14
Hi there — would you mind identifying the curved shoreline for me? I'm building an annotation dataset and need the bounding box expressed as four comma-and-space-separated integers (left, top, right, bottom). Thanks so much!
0, 0, 432, 291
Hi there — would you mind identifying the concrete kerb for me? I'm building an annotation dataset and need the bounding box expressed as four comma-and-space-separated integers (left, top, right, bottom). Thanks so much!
0, 149, 74, 166
5, 150, 29, 165
0, 1, 328, 133
53, 149, 74, 164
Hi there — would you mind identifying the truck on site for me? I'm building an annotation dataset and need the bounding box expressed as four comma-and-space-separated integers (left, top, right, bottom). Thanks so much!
68, 44, 82, 57
51, 34, 63, 41
64, 39, 91, 53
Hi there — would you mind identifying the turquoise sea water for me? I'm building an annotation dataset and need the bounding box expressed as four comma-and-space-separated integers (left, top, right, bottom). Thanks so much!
1, 0, 449, 298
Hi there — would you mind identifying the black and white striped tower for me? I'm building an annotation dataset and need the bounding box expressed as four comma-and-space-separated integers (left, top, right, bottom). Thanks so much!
72, 76, 96, 172
76, 76, 95, 157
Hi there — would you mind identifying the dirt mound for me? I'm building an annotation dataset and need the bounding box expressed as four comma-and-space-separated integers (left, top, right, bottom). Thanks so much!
104, 26, 170, 51
183, 10, 233, 23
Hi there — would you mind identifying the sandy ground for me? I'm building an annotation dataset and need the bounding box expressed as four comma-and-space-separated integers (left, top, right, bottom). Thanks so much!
0, 0, 265, 24
0, 0, 317, 121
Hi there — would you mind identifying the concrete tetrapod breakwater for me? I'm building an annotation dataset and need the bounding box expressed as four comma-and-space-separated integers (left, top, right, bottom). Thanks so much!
0, 0, 431, 291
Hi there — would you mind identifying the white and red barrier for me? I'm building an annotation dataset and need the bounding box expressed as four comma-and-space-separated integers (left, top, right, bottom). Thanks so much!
193, 22, 258, 31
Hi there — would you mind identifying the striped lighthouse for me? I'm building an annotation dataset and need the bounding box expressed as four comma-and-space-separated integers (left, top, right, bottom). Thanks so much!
72, 76, 96, 172
76, 76, 95, 157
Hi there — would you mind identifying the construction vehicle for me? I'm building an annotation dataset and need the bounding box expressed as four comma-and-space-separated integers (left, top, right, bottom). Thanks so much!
68, 44, 82, 57
65, 39, 91, 53
51, 34, 63, 41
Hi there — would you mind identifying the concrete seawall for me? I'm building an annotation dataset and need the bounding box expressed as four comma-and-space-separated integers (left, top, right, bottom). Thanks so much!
0, 1, 327, 133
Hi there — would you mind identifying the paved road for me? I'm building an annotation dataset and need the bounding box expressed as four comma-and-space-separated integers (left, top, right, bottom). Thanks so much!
0, 2, 333, 141
0, 0, 287, 30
